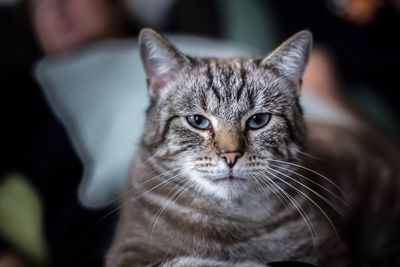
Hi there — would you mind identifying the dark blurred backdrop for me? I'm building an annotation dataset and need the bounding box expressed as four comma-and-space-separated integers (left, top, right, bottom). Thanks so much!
0, 1, 399, 267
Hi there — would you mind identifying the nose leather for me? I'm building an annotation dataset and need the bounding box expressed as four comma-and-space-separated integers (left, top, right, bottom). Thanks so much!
220, 152, 243, 168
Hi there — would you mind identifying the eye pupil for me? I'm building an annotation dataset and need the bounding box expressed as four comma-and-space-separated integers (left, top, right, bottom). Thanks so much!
194, 115, 203, 125
253, 115, 262, 124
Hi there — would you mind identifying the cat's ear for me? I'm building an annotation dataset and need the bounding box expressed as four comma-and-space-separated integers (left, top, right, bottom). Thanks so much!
139, 28, 190, 96
261, 30, 312, 83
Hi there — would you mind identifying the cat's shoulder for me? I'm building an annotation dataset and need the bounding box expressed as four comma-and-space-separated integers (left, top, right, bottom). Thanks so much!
305, 119, 400, 171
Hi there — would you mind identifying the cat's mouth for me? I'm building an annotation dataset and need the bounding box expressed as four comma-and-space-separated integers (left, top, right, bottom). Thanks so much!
212, 176, 246, 183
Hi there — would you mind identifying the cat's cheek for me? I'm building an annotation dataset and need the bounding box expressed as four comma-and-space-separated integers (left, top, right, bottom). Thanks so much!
246, 140, 275, 162
287, 143, 302, 159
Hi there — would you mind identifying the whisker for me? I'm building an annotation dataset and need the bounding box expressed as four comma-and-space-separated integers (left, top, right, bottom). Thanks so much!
266, 169, 340, 241
98, 172, 184, 222
150, 179, 194, 242
250, 173, 270, 201
269, 164, 350, 212
298, 151, 324, 161
131, 172, 185, 202
142, 150, 163, 165
267, 168, 348, 225
151, 179, 191, 227
257, 171, 319, 250
266, 158, 347, 199
102, 167, 186, 208
252, 172, 289, 211
97, 196, 134, 223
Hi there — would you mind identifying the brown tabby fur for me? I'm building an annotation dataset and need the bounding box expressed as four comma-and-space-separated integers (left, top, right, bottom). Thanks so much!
106, 29, 400, 267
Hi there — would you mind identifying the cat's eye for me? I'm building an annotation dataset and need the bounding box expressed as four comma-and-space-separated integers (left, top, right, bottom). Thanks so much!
186, 115, 212, 130
246, 113, 271, 130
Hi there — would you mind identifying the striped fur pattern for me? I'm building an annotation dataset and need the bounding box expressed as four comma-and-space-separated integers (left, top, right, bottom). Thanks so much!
106, 29, 400, 267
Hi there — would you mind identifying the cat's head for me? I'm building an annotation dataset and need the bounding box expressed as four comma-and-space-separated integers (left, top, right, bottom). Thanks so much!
138, 29, 312, 200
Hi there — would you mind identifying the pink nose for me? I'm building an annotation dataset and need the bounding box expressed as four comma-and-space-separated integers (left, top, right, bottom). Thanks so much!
220, 152, 243, 168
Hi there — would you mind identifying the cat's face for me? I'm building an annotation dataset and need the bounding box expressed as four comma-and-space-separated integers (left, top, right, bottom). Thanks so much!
139, 29, 312, 200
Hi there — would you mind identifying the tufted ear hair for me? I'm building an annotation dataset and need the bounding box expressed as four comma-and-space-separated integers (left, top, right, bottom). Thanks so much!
260, 30, 313, 84
139, 28, 190, 97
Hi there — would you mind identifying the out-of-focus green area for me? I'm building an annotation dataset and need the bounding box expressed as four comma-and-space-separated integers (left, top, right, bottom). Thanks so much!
0, 174, 47, 265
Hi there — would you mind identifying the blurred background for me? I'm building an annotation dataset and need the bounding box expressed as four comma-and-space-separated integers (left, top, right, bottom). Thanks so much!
0, 0, 399, 266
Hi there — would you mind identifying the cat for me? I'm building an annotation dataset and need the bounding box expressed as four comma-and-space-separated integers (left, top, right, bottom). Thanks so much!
106, 28, 400, 267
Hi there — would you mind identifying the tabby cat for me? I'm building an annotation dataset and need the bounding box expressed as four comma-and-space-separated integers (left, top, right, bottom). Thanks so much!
106, 29, 400, 267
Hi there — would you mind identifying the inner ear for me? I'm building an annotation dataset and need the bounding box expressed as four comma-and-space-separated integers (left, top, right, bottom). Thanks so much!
260, 30, 313, 84
139, 28, 190, 96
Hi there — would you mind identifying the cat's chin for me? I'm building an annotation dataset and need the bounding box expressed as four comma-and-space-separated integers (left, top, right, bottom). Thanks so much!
190, 173, 251, 201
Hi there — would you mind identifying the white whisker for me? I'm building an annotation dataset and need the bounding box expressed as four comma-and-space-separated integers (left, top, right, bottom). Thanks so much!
270, 164, 350, 209
102, 167, 186, 208
99, 172, 185, 222
266, 158, 347, 199
150, 179, 194, 242
252, 172, 289, 211
256, 171, 319, 250
266, 169, 340, 241
298, 151, 324, 161
250, 173, 270, 201
131, 172, 185, 202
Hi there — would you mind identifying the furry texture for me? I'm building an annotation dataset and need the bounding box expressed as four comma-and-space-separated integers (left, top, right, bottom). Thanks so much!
106, 29, 400, 267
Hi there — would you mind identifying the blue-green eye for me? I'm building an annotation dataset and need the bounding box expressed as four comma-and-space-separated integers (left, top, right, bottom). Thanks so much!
246, 113, 271, 130
187, 115, 212, 130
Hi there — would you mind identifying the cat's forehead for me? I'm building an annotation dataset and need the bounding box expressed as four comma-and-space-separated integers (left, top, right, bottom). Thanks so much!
192, 56, 280, 94
196, 56, 266, 79
174, 56, 284, 121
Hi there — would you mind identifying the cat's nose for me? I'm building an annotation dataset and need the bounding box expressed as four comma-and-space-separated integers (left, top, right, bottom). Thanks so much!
220, 151, 243, 168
